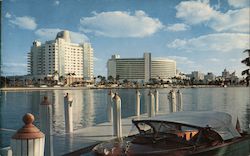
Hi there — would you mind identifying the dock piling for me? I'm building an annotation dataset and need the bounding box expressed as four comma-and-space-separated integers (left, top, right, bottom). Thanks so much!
154, 90, 159, 113
113, 93, 122, 138
148, 91, 155, 117
136, 90, 141, 116
176, 90, 183, 111
168, 90, 177, 112
39, 96, 54, 156
11, 113, 45, 156
64, 93, 73, 133
107, 90, 114, 122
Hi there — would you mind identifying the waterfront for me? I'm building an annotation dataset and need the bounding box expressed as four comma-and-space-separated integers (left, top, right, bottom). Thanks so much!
0, 87, 250, 154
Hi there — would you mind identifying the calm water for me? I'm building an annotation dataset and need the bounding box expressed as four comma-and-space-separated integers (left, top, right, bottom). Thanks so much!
1, 87, 250, 148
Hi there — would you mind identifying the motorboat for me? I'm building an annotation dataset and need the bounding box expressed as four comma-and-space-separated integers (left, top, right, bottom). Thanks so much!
92, 111, 250, 156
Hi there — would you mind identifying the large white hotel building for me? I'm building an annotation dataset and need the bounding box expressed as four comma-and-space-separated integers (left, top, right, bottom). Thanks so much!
107, 53, 176, 82
28, 30, 94, 80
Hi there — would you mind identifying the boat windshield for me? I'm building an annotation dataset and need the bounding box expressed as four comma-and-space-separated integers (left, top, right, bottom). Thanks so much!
137, 122, 154, 134
134, 121, 199, 141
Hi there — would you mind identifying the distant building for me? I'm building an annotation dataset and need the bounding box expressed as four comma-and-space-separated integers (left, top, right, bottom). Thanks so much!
222, 68, 230, 79
151, 58, 176, 79
191, 71, 204, 81
221, 69, 239, 84
28, 30, 94, 80
107, 53, 176, 82
204, 72, 216, 81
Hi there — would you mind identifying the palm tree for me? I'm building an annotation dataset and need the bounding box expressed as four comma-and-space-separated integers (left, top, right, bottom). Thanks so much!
108, 75, 114, 83
115, 75, 120, 83
97, 75, 103, 84
59, 75, 64, 82
241, 49, 250, 86
93, 77, 96, 84
53, 70, 59, 83
101, 76, 106, 85
66, 73, 74, 86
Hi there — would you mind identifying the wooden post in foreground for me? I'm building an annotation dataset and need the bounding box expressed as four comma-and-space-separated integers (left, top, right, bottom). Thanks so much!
11, 113, 45, 156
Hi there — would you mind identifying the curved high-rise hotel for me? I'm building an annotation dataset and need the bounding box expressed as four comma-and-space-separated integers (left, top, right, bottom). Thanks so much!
27, 30, 94, 80
107, 53, 176, 82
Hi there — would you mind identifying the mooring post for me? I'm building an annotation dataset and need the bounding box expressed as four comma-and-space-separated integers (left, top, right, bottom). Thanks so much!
176, 90, 183, 112
11, 113, 45, 156
107, 90, 114, 122
39, 96, 54, 156
154, 89, 159, 113
112, 93, 122, 138
136, 90, 141, 116
168, 90, 176, 112
64, 93, 73, 133
148, 91, 155, 117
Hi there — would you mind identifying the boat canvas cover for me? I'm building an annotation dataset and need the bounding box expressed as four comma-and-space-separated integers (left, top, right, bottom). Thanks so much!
135, 111, 241, 141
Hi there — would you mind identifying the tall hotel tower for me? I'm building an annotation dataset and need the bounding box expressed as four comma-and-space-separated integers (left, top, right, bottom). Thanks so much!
28, 30, 94, 80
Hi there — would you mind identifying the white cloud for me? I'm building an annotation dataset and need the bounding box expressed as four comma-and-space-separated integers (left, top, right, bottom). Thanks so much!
168, 56, 195, 65
167, 56, 205, 73
210, 8, 250, 33
167, 39, 187, 48
228, 0, 250, 8
35, 28, 89, 43
167, 33, 250, 53
176, 0, 216, 25
208, 58, 220, 62
9, 16, 37, 30
175, 0, 250, 33
166, 23, 189, 32
54, 0, 60, 6
79, 10, 164, 37
5, 12, 12, 18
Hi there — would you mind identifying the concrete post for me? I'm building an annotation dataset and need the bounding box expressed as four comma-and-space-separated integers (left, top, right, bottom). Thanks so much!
112, 93, 122, 138
176, 90, 183, 112
107, 90, 114, 122
64, 93, 73, 133
39, 96, 53, 156
168, 90, 176, 112
136, 90, 141, 116
0, 147, 12, 156
154, 90, 159, 113
11, 113, 45, 156
148, 91, 155, 117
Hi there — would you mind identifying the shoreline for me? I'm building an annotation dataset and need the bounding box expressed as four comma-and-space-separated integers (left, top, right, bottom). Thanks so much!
0, 85, 247, 91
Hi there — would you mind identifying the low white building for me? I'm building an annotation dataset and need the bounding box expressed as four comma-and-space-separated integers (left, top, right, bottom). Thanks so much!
107, 53, 176, 82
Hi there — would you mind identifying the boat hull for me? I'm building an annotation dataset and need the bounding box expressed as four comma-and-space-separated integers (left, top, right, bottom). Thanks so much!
93, 135, 250, 156
191, 135, 250, 156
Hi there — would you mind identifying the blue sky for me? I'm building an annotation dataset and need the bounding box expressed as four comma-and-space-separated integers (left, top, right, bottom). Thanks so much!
1, 0, 250, 77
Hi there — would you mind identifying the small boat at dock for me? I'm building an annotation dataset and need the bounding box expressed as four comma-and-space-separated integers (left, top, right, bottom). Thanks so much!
92, 111, 250, 156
